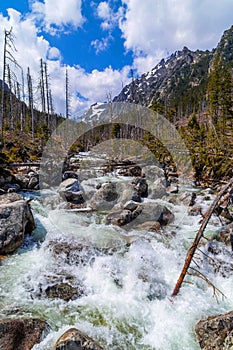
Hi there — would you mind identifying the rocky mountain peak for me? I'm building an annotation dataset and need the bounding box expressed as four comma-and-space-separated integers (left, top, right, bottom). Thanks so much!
113, 45, 211, 110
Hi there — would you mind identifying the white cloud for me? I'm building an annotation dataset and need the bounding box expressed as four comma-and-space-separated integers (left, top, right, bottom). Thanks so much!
30, 0, 84, 34
97, 2, 111, 20
120, 0, 233, 58
48, 47, 61, 60
96, 1, 124, 31
132, 52, 166, 76
66, 64, 130, 117
91, 37, 112, 54
0, 9, 49, 77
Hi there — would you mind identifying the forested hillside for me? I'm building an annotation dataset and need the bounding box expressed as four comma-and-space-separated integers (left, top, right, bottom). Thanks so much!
0, 29, 65, 169
113, 25, 233, 183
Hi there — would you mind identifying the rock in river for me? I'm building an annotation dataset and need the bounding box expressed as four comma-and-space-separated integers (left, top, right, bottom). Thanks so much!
195, 311, 233, 350
0, 318, 47, 350
53, 328, 104, 350
0, 193, 35, 254
89, 182, 118, 210
58, 178, 84, 204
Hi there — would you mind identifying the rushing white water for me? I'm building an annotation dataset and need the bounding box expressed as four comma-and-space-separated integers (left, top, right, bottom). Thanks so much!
0, 184, 233, 349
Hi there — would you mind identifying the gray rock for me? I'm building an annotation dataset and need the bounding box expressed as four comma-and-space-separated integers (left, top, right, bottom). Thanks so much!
117, 182, 136, 203
81, 178, 101, 200
0, 318, 47, 350
142, 165, 165, 182
28, 176, 39, 190
195, 311, 233, 350
137, 221, 162, 232
14, 174, 29, 189
148, 178, 167, 199
89, 182, 118, 210
62, 171, 79, 181
58, 178, 84, 203
106, 202, 174, 228
118, 165, 142, 177
123, 200, 139, 212
0, 193, 35, 254
53, 328, 104, 350
45, 283, 83, 301
179, 192, 196, 206
106, 209, 133, 226
136, 202, 174, 226
131, 177, 148, 197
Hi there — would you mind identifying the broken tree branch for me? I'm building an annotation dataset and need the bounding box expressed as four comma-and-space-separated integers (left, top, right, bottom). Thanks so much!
171, 177, 233, 297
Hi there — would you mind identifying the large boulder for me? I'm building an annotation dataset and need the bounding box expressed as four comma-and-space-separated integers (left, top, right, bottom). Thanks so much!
14, 172, 39, 190
80, 178, 102, 200
142, 165, 165, 182
58, 178, 84, 203
137, 202, 174, 226
89, 182, 118, 210
0, 193, 35, 254
53, 328, 104, 350
195, 311, 233, 350
45, 282, 82, 301
0, 318, 47, 350
131, 177, 148, 198
106, 202, 174, 228
117, 182, 138, 203
14, 174, 30, 189
148, 178, 167, 199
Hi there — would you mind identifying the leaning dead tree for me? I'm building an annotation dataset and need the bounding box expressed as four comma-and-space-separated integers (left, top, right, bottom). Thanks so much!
172, 177, 233, 297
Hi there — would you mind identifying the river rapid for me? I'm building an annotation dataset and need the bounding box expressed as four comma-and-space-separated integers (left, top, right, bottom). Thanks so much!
0, 159, 232, 349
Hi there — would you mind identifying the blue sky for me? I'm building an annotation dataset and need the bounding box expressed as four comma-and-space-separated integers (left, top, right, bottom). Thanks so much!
0, 0, 233, 117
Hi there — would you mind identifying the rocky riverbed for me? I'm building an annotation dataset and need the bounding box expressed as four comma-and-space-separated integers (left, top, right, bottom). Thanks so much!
0, 152, 233, 349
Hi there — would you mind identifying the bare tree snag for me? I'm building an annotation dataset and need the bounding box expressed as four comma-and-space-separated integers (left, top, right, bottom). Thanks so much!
27, 67, 34, 140
171, 177, 233, 297
65, 68, 70, 120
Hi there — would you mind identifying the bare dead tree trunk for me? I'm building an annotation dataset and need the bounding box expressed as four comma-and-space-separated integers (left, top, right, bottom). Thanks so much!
7, 64, 13, 130
1, 28, 22, 138
1, 29, 8, 140
172, 177, 233, 297
40, 58, 46, 114
44, 61, 50, 130
65, 68, 70, 119
27, 67, 34, 140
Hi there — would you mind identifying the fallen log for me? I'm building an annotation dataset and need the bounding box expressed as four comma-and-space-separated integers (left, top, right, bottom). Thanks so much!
171, 177, 233, 297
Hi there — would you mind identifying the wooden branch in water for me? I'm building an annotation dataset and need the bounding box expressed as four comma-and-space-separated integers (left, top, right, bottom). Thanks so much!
171, 177, 233, 297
